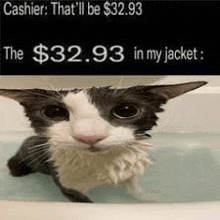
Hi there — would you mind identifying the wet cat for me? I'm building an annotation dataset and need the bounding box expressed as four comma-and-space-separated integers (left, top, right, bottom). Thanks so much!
0, 81, 207, 203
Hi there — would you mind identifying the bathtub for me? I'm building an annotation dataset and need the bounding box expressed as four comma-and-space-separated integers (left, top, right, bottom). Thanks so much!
0, 76, 220, 219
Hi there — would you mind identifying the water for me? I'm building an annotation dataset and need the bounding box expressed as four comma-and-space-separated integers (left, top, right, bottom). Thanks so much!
1, 132, 220, 203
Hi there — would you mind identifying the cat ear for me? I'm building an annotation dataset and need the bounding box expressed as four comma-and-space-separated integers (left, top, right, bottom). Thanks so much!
0, 89, 29, 103
0, 89, 51, 104
147, 81, 207, 100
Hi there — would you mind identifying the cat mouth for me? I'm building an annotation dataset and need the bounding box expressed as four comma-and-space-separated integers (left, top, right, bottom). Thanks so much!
85, 144, 107, 153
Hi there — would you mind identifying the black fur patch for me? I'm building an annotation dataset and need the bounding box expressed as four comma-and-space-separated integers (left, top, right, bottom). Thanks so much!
19, 89, 71, 134
87, 86, 168, 138
7, 156, 34, 176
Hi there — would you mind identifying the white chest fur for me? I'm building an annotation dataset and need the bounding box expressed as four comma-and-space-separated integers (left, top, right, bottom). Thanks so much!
47, 91, 152, 193
49, 141, 151, 193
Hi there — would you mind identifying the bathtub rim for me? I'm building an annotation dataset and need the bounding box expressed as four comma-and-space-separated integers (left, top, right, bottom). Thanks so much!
0, 200, 220, 220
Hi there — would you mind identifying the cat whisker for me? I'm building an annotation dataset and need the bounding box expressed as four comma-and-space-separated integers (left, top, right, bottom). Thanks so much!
120, 141, 152, 154
116, 85, 143, 97
28, 143, 50, 149
114, 87, 133, 97
40, 77, 65, 99
49, 139, 74, 145
106, 141, 139, 154
135, 133, 151, 140
19, 147, 49, 164
26, 151, 49, 167
28, 145, 49, 154
28, 143, 50, 153
31, 153, 50, 171
21, 89, 64, 104
113, 78, 124, 93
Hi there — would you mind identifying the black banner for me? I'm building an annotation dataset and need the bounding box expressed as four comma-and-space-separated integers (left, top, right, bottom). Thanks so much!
1, 1, 220, 75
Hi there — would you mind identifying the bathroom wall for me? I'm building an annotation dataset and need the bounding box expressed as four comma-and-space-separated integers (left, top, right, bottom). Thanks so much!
152, 75, 220, 133
0, 75, 165, 89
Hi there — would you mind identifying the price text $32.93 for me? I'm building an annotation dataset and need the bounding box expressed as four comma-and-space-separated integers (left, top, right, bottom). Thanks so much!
33, 44, 125, 64
103, 1, 143, 16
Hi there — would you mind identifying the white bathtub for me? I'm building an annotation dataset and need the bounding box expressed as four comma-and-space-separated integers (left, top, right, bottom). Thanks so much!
0, 76, 220, 219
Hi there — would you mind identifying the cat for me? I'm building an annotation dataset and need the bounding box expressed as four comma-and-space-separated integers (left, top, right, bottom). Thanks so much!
0, 81, 207, 203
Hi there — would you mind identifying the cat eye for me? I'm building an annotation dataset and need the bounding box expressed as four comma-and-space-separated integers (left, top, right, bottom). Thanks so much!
41, 105, 69, 121
112, 104, 140, 119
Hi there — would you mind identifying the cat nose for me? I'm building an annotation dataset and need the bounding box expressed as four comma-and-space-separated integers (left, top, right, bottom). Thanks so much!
76, 135, 107, 144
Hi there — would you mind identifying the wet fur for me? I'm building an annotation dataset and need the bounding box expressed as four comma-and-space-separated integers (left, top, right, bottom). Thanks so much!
0, 82, 207, 202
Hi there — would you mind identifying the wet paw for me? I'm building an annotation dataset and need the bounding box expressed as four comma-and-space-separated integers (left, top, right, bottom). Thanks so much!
61, 188, 94, 203
7, 156, 34, 177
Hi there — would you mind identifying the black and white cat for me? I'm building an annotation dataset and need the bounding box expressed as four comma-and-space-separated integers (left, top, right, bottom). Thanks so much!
0, 81, 207, 203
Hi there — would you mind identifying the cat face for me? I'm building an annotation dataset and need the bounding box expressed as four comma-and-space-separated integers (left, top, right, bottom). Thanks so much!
0, 81, 207, 153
